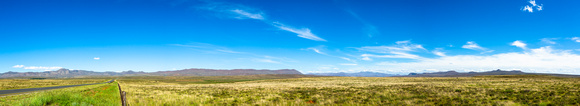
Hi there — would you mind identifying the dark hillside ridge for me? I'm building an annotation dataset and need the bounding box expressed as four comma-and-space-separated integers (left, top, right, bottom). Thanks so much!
0, 68, 302, 78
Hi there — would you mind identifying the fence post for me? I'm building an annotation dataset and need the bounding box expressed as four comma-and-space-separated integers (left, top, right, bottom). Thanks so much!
118, 81, 127, 106
122, 91, 127, 106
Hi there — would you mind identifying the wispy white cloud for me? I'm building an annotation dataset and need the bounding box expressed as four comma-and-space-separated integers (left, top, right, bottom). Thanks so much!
358, 41, 425, 53
252, 58, 280, 64
272, 22, 326, 41
462, 41, 493, 53
243, 55, 295, 65
376, 46, 580, 74
303, 45, 357, 64
362, 52, 422, 59
340, 63, 358, 66
461, 41, 483, 50
93, 57, 100, 60
24, 66, 63, 70
541, 38, 557, 44
12, 65, 24, 68
358, 40, 426, 60
522, 5, 534, 12
522, 0, 543, 13
310, 48, 324, 54
12, 65, 62, 71
511, 40, 527, 49
357, 45, 425, 53
256, 56, 297, 64
305, 46, 326, 55
571, 37, 580, 42
199, 1, 326, 42
395, 40, 410, 44
432, 48, 446, 57
339, 57, 353, 62
361, 57, 372, 61
529, 0, 537, 6
230, 9, 264, 20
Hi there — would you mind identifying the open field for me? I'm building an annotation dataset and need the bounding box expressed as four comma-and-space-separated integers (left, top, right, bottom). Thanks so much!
116, 74, 314, 84
0, 78, 110, 90
0, 81, 121, 105
1, 75, 578, 105
118, 75, 580, 105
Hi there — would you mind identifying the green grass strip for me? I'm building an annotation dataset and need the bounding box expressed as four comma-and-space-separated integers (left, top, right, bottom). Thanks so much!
1, 82, 121, 106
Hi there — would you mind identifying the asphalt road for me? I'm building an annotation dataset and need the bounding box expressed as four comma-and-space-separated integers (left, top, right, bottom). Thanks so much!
0, 79, 114, 95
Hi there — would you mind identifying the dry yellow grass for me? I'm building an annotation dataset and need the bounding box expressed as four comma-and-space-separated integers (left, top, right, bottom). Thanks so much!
119, 75, 580, 105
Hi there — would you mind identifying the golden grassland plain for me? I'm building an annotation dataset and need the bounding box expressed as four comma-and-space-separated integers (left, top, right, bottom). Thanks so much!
0, 81, 121, 105
0, 78, 110, 90
119, 75, 580, 105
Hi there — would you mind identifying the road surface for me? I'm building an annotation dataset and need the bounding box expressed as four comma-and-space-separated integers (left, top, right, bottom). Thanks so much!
0, 79, 114, 95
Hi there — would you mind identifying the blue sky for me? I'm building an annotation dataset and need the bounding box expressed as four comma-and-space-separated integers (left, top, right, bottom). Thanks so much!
2, 0, 580, 74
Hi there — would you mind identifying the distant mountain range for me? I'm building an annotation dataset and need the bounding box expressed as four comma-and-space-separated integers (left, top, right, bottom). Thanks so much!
307, 69, 580, 77
307, 71, 397, 77
405, 69, 580, 77
0, 68, 302, 78
147, 68, 302, 76
3, 68, 579, 78
0, 69, 129, 78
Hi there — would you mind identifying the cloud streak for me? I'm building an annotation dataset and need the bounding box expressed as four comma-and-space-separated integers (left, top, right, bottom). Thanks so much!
252, 58, 280, 64
541, 38, 557, 44
12, 65, 62, 71
305, 46, 326, 55
12, 65, 24, 68
340, 63, 358, 66
462, 41, 493, 53
432, 48, 446, 57
357, 41, 425, 53
358, 40, 426, 60
230, 9, 264, 20
362, 52, 422, 59
199, 1, 326, 42
272, 22, 326, 41
572, 37, 580, 42
511, 40, 527, 49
